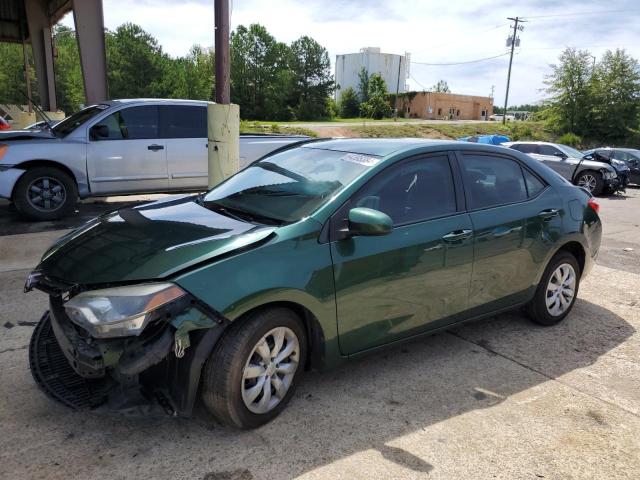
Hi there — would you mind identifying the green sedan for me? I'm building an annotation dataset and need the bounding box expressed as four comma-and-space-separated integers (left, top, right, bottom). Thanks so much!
26, 138, 602, 428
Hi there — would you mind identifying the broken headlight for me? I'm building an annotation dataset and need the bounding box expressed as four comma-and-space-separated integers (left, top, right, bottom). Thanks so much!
602, 170, 617, 179
64, 283, 186, 338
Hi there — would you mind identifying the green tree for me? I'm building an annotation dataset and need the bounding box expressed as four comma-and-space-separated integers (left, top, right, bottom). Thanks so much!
357, 67, 369, 103
289, 36, 334, 120
360, 73, 391, 119
0, 42, 38, 107
169, 45, 215, 100
106, 23, 170, 99
339, 87, 360, 118
432, 80, 450, 93
53, 25, 85, 113
589, 49, 640, 141
230, 24, 291, 120
543, 48, 593, 135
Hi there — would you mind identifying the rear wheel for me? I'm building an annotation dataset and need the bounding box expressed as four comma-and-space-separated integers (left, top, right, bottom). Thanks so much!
13, 167, 78, 220
201, 307, 306, 429
527, 251, 581, 326
575, 170, 604, 196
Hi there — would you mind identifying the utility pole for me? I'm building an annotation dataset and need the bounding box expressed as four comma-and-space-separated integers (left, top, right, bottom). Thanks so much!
503, 16, 525, 124
214, 0, 230, 103
208, 0, 239, 188
394, 55, 402, 121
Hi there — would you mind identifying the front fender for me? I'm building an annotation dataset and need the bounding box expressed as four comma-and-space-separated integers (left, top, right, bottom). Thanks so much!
172, 221, 342, 369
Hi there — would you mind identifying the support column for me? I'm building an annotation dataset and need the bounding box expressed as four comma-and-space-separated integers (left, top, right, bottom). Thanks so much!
25, 0, 57, 111
72, 0, 108, 105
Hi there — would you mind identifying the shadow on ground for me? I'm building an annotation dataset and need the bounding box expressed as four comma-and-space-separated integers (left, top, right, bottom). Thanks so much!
3, 296, 634, 479
0, 199, 151, 236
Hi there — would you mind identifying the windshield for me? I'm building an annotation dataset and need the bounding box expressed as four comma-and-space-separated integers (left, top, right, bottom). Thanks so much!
558, 144, 583, 158
52, 104, 109, 136
203, 146, 380, 223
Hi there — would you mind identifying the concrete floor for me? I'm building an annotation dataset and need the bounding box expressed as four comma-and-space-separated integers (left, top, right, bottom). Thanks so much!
0, 190, 639, 480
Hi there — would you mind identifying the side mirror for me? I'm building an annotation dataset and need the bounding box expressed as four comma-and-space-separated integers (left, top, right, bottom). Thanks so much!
553, 151, 567, 159
90, 124, 109, 139
347, 207, 393, 237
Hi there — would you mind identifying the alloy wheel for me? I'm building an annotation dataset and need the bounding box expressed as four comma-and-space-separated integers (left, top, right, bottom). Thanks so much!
577, 174, 597, 192
546, 263, 576, 316
26, 176, 67, 212
241, 326, 300, 414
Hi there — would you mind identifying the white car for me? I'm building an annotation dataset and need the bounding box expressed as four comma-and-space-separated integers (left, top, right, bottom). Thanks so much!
0, 99, 308, 220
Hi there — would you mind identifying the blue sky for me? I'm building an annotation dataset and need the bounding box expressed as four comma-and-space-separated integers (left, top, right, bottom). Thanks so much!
61, 0, 640, 105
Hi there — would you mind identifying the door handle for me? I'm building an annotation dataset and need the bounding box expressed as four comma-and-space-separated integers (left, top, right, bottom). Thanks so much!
538, 208, 559, 220
148, 144, 164, 151
442, 229, 473, 242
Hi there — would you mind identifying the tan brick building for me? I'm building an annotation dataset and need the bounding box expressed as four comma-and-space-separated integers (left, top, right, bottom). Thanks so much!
397, 92, 494, 120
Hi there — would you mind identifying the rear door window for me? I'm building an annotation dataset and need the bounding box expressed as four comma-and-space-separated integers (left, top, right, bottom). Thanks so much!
160, 105, 207, 139
459, 154, 528, 209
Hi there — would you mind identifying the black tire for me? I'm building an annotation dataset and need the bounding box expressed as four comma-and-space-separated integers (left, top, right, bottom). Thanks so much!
201, 307, 307, 429
527, 251, 581, 326
574, 170, 604, 196
13, 167, 78, 221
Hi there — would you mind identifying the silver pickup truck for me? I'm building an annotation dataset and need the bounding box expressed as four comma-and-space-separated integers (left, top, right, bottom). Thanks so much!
0, 99, 308, 220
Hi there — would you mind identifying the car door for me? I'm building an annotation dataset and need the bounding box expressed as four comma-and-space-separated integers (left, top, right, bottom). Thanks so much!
615, 150, 640, 184
537, 144, 578, 180
161, 104, 209, 191
457, 152, 562, 312
87, 105, 168, 194
330, 153, 474, 355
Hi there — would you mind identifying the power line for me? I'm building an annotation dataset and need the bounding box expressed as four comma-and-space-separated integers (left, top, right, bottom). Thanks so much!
410, 51, 510, 66
411, 23, 509, 55
522, 9, 640, 19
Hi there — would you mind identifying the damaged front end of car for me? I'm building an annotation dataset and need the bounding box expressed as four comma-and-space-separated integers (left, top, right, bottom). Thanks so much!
26, 273, 229, 417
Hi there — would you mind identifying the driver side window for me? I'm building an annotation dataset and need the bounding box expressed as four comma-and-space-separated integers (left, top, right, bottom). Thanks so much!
92, 106, 159, 140
350, 155, 457, 226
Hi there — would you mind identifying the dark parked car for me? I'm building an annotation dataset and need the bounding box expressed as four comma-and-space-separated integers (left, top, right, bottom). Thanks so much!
503, 141, 620, 195
583, 148, 640, 186
26, 139, 602, 428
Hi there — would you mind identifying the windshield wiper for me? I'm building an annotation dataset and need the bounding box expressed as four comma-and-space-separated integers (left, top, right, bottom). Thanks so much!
205, 201, 284, 226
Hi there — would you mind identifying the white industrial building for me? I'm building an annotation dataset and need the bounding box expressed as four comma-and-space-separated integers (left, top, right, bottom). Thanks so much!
335, 47, 409, 101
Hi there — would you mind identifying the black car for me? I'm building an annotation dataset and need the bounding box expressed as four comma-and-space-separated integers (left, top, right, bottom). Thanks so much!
583, 148, 640, 186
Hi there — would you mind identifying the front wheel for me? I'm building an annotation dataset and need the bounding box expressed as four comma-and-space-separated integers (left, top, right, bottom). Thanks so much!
201, 307, 307, 428
527, 251, 581, 326
575, 170, 604, 196
12, 167, 78, 220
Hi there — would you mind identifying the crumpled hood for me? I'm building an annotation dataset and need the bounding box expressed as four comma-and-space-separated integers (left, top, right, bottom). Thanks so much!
36, 195, 276, 285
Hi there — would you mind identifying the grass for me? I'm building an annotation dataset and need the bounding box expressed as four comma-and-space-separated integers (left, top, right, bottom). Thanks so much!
349, 121, 558, 142
240, 121, 318, 137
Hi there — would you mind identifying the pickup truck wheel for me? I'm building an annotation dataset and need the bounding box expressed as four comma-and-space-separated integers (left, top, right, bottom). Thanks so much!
13, 167, 78, 221
527, 251, 581, 326
575, 170, 604, 196
201, 307, 307, 429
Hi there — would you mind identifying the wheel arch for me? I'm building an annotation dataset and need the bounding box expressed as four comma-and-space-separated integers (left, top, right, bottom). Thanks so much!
556, 240, 586, 274
11, 159, 79, 198
227, 300, 328, 371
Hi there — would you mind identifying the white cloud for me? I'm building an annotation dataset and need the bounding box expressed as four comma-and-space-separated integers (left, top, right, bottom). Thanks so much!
61, 0, 640, 105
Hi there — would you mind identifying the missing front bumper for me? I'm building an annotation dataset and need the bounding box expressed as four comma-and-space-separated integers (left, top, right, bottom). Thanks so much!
29, 304, 228, 417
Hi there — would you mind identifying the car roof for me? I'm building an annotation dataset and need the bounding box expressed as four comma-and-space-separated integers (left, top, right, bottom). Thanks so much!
300, 138, 451, 156
105, 99, 211, 106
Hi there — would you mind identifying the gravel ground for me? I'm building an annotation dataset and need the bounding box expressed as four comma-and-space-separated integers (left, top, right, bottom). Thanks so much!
0, 189, 639, 480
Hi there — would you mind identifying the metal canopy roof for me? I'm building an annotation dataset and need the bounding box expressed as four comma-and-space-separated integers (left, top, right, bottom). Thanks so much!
0, 0, 72, 42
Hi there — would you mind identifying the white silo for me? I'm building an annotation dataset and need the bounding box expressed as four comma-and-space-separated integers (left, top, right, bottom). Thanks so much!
335, 47, 409, 101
